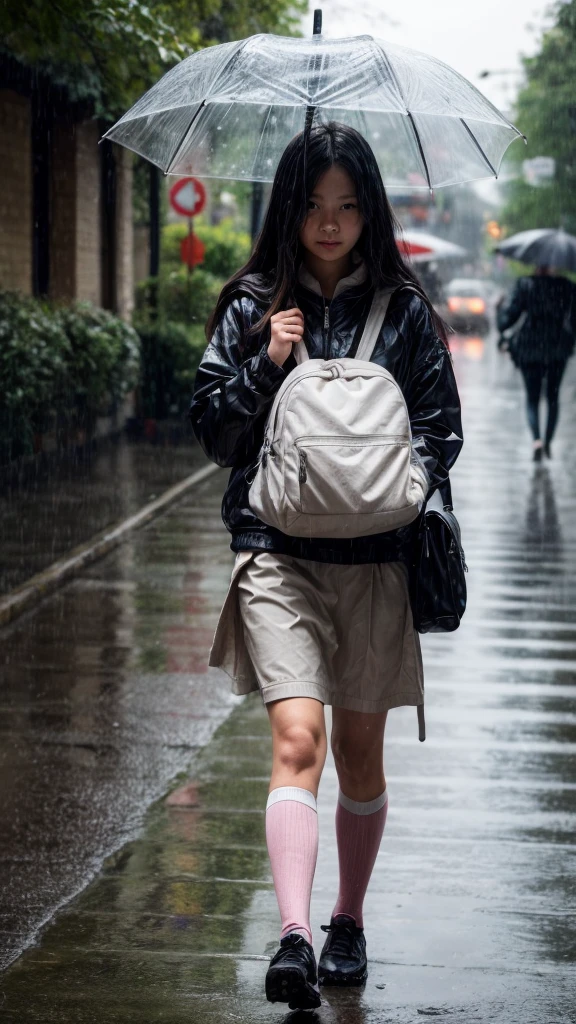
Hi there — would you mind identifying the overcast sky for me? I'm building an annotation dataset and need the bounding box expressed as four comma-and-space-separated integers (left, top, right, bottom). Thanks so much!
301, 0, 547, 112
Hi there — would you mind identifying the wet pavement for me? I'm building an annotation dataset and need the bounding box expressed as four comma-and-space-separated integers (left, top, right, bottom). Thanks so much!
0, 426, 205, 595
1, 332, 576, 1021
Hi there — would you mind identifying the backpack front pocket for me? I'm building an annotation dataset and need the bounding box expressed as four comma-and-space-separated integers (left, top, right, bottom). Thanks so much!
294, 435, 412, 516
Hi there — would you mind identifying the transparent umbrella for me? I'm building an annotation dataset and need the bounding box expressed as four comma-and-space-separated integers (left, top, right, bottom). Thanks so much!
103, 13, 524, 189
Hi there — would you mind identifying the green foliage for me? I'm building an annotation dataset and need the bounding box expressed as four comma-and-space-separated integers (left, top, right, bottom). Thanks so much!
0, 292, 71, 459
162, 220, 251, 279
0, 0, 307, 116
0, 291, 141, 463
55, 302, 140, 409
136, 268, 224, 326
502, 1, 576, 235
133, 318, 207, 418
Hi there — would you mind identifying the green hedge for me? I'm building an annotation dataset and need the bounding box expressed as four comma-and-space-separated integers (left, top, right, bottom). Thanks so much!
135, 267, 224, 327
0, 291, 140, 464
134, 318, 207, 419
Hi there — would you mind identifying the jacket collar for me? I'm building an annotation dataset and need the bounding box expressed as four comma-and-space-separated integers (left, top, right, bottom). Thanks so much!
297, 254, 368, 300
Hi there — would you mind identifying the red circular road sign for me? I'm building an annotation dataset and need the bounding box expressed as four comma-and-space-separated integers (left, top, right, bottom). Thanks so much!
169, 177, 207, 218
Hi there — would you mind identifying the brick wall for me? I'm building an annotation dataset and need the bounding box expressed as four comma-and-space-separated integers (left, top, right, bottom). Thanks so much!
51, 119, 102, 304
1, 89, 133, 327
50, 117, 77, 301
75, 120, 102, 304
0, 90, 32, 293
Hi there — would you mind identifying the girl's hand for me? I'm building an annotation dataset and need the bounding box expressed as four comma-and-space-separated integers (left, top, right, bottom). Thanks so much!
268, 308, 304, 367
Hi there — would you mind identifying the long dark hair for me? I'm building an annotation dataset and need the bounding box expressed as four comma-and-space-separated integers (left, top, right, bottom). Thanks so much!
207, 121, 446, 340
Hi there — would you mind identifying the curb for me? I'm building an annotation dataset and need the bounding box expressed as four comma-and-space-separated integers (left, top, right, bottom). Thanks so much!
0, 462, 221, 628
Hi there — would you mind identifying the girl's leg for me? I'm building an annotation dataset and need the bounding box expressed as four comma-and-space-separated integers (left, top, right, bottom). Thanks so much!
266, 697, 327, 944
330, 708, 388, 927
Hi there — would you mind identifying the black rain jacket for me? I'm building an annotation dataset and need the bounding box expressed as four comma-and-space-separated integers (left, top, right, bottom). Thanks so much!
497, 274, 576, 366
190, 264, 463, 564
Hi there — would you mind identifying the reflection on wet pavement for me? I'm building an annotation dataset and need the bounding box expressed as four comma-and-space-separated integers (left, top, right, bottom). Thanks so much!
1, 332, 575, 1020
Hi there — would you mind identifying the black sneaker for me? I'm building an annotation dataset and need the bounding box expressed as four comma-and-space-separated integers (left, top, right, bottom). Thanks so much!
318, 914, 368, 986
265, 932, 321, 1010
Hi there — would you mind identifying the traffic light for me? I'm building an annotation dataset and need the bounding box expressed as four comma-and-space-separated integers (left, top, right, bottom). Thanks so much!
486, 220, 502, 239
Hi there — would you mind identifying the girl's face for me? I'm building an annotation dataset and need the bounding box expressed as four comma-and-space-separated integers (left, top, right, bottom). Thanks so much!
299, 164, 364, 263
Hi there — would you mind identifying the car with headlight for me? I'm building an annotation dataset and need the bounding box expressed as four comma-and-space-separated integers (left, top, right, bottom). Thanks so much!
443, 278, 494, 332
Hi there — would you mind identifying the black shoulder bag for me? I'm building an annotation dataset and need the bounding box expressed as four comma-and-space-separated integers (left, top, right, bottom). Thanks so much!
410, 480, 468, 633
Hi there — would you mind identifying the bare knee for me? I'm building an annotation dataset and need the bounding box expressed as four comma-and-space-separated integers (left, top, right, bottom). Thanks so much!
276, 722, 324, 776
332, 735, 384, 789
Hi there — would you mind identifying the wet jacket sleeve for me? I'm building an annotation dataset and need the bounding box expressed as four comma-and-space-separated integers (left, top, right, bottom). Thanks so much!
189, 298, 286, 467
497, 280, 525, 333
405, 299, 463, 492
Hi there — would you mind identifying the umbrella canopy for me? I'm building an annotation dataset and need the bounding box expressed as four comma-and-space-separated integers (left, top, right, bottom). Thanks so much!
496, 228, 576, 272
104, 32, 524, 189
397, 231, 466, 262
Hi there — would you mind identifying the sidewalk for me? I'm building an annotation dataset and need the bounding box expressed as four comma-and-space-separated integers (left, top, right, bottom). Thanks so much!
1, 335, 576, 1021
0, 427, 206, 596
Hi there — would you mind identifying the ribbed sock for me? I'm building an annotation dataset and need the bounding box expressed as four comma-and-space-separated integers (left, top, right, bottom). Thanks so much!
332, 789, 388, 928
265, 787, 318, 945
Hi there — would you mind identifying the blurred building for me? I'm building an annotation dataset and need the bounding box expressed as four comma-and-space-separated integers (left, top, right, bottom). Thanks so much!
0, 55, 133, 319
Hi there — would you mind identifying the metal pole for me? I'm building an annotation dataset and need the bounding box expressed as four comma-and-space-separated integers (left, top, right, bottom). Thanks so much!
250, 182, 264, 244
149, 164, 160, 318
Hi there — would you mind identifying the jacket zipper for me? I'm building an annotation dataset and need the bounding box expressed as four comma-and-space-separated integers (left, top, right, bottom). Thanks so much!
323, 300, 330, 358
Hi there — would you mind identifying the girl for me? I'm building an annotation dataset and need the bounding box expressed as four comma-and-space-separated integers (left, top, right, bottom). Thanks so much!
190, 122, 463, 1011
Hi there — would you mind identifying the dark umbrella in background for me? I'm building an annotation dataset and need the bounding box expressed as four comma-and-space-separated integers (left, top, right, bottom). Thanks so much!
496, 228, 576, 271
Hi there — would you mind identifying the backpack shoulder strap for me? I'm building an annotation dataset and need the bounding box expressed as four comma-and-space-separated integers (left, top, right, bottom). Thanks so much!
354, 288, 395, 362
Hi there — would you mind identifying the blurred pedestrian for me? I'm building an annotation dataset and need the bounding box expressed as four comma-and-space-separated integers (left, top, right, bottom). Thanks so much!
497, 266, 576, 461
190, 123, 462, 1011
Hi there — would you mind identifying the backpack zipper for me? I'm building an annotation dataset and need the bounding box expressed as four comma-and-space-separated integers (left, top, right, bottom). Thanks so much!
298, 449, 308, 483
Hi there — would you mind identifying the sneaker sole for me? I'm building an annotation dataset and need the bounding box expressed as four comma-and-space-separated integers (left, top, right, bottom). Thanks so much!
265, 965, 322, 1009
318, 966, 367, 986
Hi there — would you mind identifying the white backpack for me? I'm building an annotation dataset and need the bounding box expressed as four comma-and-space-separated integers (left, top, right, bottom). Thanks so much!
248, 288, 429, 539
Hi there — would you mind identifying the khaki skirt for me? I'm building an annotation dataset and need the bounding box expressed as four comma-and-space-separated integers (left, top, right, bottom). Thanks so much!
209, 551, 424, 719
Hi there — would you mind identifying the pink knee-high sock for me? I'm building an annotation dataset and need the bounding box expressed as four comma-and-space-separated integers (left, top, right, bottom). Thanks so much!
265, 787, 318, 945
332, 789, 388, 928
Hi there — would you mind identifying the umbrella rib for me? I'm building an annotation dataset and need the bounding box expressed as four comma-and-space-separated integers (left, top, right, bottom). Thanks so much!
406, 112, 432, 191
459, 118, 498, 177
166, 36, 254, 174
166, 102, 206, 174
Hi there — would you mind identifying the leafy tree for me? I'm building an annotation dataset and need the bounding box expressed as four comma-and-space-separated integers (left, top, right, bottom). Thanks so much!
0, 0, 307, 117
503, 1, 576, 235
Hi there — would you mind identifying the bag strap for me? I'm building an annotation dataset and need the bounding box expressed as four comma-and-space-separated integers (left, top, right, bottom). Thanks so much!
293, 287, 395, 365
355, 288, 395, 361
